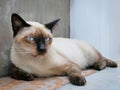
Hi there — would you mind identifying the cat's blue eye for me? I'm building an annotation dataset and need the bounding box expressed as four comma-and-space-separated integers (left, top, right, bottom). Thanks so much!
27, 36, 34, 41
45, 38, 51, 43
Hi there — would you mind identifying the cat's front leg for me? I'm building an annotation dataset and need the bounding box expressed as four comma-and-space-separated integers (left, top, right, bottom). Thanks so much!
10, 64, 34, 81
67, 63, 86, 86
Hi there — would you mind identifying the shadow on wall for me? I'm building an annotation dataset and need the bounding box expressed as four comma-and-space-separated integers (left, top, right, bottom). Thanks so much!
0, 0, 70, 77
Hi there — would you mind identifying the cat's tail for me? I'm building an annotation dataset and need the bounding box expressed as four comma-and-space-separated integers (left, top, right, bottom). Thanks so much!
104, 57, 118, 67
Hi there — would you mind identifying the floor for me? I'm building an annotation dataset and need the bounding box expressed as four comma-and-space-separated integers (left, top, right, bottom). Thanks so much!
0, 63, 119, 90
58, 67, 120, 90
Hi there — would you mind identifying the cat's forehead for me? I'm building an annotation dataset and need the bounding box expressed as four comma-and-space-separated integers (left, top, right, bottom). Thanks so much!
27, 21, 44, 28
25, 21, 51, 34
15, 21, 52, 41
26, 21, 51, 34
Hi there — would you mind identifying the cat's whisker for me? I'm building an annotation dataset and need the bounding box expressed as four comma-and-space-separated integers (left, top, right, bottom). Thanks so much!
15, 51, 31, 54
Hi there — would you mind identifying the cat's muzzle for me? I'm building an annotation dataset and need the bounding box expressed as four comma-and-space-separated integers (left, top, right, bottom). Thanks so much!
37, 43, 46, 54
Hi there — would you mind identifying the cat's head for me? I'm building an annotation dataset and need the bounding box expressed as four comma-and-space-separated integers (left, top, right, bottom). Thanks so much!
11, 13, 60, 57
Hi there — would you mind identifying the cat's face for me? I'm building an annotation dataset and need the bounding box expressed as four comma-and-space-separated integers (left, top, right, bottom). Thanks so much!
11, 13, 60, 57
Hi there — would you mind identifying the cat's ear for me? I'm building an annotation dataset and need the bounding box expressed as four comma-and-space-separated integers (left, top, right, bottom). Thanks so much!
45, 19, 60, 33
11, 13, 30, 37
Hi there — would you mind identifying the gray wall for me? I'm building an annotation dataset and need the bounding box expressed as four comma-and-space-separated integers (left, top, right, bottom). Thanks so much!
0, 0, 70, 77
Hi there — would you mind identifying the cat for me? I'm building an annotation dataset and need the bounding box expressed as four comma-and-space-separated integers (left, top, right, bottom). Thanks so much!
10, 13, 117, 86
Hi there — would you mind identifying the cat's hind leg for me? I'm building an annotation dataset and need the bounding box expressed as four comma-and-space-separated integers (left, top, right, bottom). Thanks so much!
105, 58, 118, 67
93, 57, 117, 70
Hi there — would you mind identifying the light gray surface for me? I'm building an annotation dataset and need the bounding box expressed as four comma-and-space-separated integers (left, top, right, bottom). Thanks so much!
70, 0, 120, 60
0, 0, 70, 77
58, 67, 120, 90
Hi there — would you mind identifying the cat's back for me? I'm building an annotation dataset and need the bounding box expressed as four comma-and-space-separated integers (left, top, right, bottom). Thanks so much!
52, 38, 97, 68
52, 37, 93, 51
53, 38, 82, 54
52, 38, 94, 56
52, 38, 98, 68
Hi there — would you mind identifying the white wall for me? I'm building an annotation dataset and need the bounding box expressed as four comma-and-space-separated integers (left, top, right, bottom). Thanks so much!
70, 0, 120, 60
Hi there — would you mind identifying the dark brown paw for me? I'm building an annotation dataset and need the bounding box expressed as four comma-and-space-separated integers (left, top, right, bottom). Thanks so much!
94, 63, 106, 70
24, 74, 34, 81
94, 60, 107, 70
106, 59, 118, 68
10, 66, 34, 81
69, 73, 86, 86
11, 73, 34, 81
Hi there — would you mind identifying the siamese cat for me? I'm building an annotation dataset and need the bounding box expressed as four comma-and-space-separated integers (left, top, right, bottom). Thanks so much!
10, 13, 117, 86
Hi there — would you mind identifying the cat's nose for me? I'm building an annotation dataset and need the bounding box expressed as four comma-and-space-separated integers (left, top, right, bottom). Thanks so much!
40, 45, 46, 52
37, 43, 46, 53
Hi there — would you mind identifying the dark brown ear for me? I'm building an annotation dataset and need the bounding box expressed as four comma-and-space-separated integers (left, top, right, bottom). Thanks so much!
45, 19, 60, 33
11, 13, 30, 37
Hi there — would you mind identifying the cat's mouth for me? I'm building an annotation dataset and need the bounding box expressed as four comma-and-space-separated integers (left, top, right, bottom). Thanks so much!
32, 52, 46, 58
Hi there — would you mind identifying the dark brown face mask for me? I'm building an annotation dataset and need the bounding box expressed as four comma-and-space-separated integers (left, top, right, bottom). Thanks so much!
36, 38, 47, 54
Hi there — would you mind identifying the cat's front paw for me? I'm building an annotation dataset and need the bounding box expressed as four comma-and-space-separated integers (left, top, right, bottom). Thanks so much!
10, 65, 34, 81
69, 73, 86, 86
24, 74, 34, 81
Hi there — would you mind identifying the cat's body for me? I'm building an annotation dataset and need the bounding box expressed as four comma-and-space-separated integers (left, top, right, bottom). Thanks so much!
11, 38, 98, 77
10, 14, 117, 86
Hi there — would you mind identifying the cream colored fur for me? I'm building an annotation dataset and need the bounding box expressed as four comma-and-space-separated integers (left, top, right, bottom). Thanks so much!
10, 22, 101, 77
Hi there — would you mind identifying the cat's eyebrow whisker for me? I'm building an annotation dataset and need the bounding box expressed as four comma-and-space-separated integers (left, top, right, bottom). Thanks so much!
15, 48, 30, 51
17, 51, 29, 53
15, 51, 30, 54
16, 51, 29, 53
